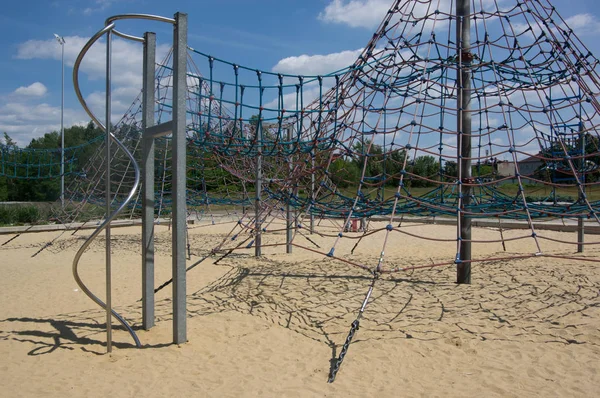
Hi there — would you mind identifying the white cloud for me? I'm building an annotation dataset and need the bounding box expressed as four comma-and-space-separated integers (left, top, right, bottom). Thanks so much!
318, 0, 453, 30
0, 102, 88, 145
318, 0, 393, 29
83, 0, 117, 16
264, 48, 364, 109
8, 35, 172, 144
14, 82, 47, 97
84, 85, 143, 122
16, 36, 171, 88
273, 48, 363, 76
563, 13, 600, 36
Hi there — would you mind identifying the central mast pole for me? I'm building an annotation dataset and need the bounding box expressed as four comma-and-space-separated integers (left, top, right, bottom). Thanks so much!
457, 0, 472, 284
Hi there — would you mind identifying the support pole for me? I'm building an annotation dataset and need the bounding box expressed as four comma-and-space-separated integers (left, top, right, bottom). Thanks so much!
255, 120, 263, 257
577, 217, 585, 253
141, 31, 156, 330
578, 121, 585, 253
172, 12, 188, 344
60, 40, 65, 209
105, 29, 113, 353
457, 0, 472, 284
286, 126, 293, 254
310, 151, 315, 234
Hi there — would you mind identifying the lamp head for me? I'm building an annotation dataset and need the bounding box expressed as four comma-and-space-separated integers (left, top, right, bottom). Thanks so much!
54, 34, 65, 44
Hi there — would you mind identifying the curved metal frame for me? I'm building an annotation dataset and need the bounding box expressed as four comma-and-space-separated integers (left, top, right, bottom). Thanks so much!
72, 13, 178, 351
105, 14, 176, 42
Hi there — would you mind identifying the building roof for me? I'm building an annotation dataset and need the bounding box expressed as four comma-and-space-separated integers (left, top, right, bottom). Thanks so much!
518, 154, 543, 164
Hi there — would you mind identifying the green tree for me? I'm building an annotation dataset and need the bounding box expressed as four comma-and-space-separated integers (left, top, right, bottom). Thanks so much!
329, 156, 360, 188
410, 156, 439, 187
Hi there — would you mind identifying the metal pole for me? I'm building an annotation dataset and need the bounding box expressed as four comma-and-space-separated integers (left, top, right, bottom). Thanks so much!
286, 126, 293, 253
105, 29, 113, 353
172, 12, 188, 344
141, 32, 156, 330
255, 120, 262, 257
577, 217, 585, 253
457, 0, 472, 284
54, 34, 66, 209
310, 151, 315, 234
578, 122, 585, 253
60, 40, 65, 209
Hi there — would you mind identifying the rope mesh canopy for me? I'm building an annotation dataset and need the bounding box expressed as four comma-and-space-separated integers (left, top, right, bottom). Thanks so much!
15, 0, 594, 271
0, 0, 596, 272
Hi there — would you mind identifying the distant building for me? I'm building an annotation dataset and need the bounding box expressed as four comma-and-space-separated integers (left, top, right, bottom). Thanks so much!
517, 154, 543, 177
497, 161, 516, 177
496, 155, 543, 180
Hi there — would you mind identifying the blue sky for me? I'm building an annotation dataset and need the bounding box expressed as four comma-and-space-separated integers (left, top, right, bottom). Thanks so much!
1, 0, 600, 145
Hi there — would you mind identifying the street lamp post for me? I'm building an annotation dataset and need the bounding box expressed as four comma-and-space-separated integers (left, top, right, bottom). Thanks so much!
54, 34, 65, 209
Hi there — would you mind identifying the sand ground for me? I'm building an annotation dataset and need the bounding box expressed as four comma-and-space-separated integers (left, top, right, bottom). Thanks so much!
1, 219, 599, 397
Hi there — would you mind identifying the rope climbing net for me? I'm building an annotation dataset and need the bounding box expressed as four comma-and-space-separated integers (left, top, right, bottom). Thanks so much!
15, 0, 599, 272
3, 0, 600, 380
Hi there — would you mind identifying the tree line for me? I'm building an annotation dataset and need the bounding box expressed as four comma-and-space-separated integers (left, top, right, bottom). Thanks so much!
0, 122, 103, 202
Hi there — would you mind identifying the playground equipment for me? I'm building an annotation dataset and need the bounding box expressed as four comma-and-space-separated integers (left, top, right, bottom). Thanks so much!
1, 0, 599, 382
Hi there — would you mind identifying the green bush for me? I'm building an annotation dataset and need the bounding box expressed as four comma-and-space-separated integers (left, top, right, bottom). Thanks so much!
0, 206, 16, 225
16, 206, 40, 224
0, 204, 51, 226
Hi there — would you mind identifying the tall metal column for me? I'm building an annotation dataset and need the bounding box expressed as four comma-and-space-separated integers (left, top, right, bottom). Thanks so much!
105, 29, 113, 352
255, 121, 263, 257
310, 151, 315, 234
141, 32, 156, 330
60, 38, 65, 209
578, 122, 585, 253
578, 213, 585, 253
286, 126, 293, 253
457, 0, 472, 284
172, 12, 188, 344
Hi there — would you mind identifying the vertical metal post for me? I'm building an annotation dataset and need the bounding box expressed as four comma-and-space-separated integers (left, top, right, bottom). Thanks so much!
60, 40, 65, 209
141, 32, 156, 330
577, 217, 585, 253
286, 126, 293, 253
54, 34, 66, 208
172, 12, 188, 344
255, 121, 263, 257
457, 0, 472, 284
578, 122, 585, 253
310, 151, 315, 234
105, 29, 113, 353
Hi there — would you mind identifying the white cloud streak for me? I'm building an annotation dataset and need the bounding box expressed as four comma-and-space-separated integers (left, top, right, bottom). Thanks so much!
563, 13, 600, 36
272, 48, 363, 76
13, 82, 47, 97
16, 36, 169, 87
6, 35, 171, 144
0, 102, 88, 145
318, 0, 394, 29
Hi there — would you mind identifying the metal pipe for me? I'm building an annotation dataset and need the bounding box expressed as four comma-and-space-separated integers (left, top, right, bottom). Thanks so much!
60, 38, 65, 209
73, 24, 115, 130
286, 126, 293, 254
105, 14, 176, 25
105, 28, 113, 353
457, 0, 472, 284
142, 32, 156, 330
578, 122, 586, 253
112, 30, 145, 43
171, 12, 188, 344
104, 14, 176, 42
71, 23, 141, 349
310, 150, 315, 234
255, 121, 263, 257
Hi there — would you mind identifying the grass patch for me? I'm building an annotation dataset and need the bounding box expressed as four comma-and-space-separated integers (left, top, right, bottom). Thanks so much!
0, 203, 53, 226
